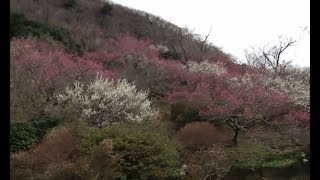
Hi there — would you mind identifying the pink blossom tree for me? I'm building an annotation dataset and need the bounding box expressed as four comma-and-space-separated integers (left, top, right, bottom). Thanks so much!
168, 71, 294, 146
10, 38, 114, 120
83, 34, 190, 96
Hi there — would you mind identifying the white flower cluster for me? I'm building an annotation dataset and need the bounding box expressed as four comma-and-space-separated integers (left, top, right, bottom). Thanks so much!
228, 73, 309, 108
186, 60, 226, 75
228, 73, 254, 87
269, 76, 309, 108
56, 76, 159, 126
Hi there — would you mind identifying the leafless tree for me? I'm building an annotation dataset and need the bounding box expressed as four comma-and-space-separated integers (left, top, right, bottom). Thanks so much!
165, 26, 213, 67
245, 36, 297, 77
245, 46, 268, 73
263, 36, 296, 77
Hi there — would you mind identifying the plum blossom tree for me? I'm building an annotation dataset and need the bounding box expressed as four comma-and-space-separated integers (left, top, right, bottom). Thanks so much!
200, 72, 310, 145
269, 68, 310, 108
208, 75, 287, 145
56, 76, 159, 127
10, 38, 114, 120
284, 108, 310, 137
168, 72, 291, 146
82, 34, 190, 96
11, 38, 114, 94
120, 53, 188, 97
185, 60, 226, 75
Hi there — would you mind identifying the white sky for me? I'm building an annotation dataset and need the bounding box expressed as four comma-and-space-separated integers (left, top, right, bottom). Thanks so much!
112, 0, 310, 67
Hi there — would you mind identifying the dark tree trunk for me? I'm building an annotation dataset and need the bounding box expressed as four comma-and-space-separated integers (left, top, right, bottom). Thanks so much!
226, 119, 240, 146
232, 128, 239, 146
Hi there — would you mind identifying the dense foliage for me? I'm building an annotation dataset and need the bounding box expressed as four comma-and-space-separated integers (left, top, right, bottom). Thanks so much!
112, 128, 180, 179
10, 13, 79, 53
10, 121, 39, 152
30, 115, 62, 139
81, 127, 180, 179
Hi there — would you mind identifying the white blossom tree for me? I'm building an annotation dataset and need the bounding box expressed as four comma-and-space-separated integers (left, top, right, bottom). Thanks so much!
185, 60, 226, 75
269, 72, 309, 108
230, 72, 309, 108
56, 76, 159, 127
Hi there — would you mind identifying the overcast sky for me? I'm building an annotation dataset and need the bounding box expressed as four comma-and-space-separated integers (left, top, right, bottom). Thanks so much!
112, 0, 310, 67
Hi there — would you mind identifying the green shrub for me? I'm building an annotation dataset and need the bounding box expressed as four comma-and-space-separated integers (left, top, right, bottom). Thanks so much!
101, 3, 113, 15
80, 128, 108, 155
171, 102, 202, 127
30, 115, 62, 140
10, 13, 80, 53
81, 127, 180, 179
112, 129, 180, 179
10, 121, 39, 152
11, 124, 87, 180
89, 139, 122, 179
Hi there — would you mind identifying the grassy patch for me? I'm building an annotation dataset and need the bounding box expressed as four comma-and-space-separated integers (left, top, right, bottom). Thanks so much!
262, 158, 296, 168
234, 155, 298, 169
225, 138, 301, 170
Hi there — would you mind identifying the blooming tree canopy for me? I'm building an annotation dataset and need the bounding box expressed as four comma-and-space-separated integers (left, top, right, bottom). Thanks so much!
56, 76, 159, 126
186, 60, 226, 75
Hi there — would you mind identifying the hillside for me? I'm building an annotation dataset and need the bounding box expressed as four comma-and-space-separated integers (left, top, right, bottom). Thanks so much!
10, 0, 310, 179
10, 0, 241, 68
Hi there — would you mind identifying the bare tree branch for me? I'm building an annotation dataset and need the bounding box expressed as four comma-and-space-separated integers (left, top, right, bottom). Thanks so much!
200, 26, 212, 53
245, 35, 297, 77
